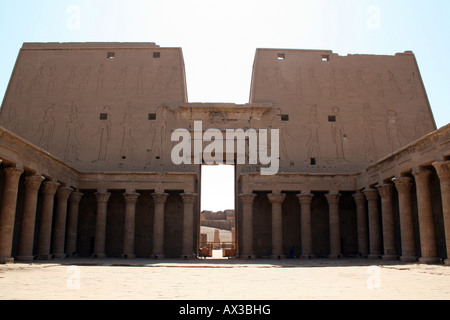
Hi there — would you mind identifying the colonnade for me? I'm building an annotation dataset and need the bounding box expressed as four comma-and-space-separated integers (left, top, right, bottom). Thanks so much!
239, 161, 450, 264
0, 165, 199, 263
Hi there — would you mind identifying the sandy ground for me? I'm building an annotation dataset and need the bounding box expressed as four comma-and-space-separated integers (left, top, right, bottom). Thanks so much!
0, 257, 449, 300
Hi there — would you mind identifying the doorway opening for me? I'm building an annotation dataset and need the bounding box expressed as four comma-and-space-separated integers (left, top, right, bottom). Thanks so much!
199, 164, 236, 259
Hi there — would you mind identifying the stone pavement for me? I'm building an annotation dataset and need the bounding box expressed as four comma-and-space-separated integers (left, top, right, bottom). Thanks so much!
0, 257, 449, 300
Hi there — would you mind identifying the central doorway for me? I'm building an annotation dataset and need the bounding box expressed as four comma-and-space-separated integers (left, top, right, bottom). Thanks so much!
199, 164, 236, 259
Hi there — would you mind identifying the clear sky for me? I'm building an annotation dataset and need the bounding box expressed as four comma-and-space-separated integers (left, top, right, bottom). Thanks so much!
1, 0, 449, 210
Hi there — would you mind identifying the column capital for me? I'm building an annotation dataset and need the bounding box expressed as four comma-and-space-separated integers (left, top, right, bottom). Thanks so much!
352, 191, 366, 204
297, 193, 314, 205
392, 176, 413, 192
151, 192, 169, 204
123, 192, 140, 204
376, 183, 394, 200
180, 193, 198, 204
325, 193, 341, 204
95, 191, 111, 203
3, 166, 24, 179
412, 169, 431, 185
267, 192, 286, 204
42, 181, 60, 196
239, 193, 257, 204
363, 188, 379, 201
432, 161, 450, 185
24, 175, 45, 192
56, 187, 73, 201
69, 191, 84, 204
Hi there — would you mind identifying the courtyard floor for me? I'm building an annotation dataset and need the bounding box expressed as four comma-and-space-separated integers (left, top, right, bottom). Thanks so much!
0, 256, 449, 301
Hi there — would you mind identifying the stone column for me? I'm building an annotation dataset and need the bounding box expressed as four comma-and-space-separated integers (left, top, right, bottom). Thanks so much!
376, 183, 398, 260
180, 193, 198, 259
122, 192, 140, 259
363, 188, 382, 259
267, 193, 286, 259
239, 193, 257, 259
37, 181, 60, 260
52, 187, 73, 259
352, 192, 369, 258
65, 191, 84, 256
151, 192, 169, 259
17, 175, 45, 261
296, 193, 314, 258
0, 167, 24, 263
412, 169, 440, 264
325, 193, 342, 259
93, 191, 111, 258
432, 161, 450, 265
392, 177, 417, 262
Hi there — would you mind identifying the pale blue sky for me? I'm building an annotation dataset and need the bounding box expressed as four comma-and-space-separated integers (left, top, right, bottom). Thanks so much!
1, 0, 449, 210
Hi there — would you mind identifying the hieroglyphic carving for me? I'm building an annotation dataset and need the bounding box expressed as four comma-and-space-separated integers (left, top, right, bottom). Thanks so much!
356, 70, 369, 95
92, 106, 111, 163
362, 103, 377, 161
64, 103, 83, 162
34, 104, 56, 150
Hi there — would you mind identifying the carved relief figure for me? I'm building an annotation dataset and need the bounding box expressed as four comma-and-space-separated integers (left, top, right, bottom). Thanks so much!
34, 104, 56, 150
304, 105, 322, 161
270, 112, 293, 163
146, 104, 167, 163
63, 67, 77, 90
47, 66, 57, 95
330, 106, 346, 161
92, 106, 111, 163
415, 110, 430, 139
28, 66, 44, 93
120, 110, 137, 162
14, 67, 25, 95
388, 70, 402, 94
308, 67, 322, 97
64, 104, 83, 162
329, 69, 337, 97
137, 66, 145, 95
166, 66, 179, 89
78, 67, 91, 90
375, 73, 384, 97
408, 72, 419, 99
96, 64, 105, 94
3, 104, 20, 134
275, 67, 288, 91
361, 104, 377, 161
341, 69, 354, 92
115, 66, 128, 91
386, 109, 402, 152
356, 70, 369, 95
296, 67, 303, 95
